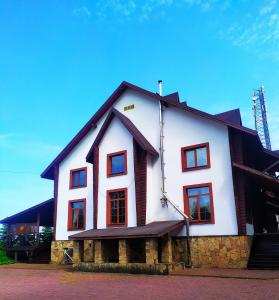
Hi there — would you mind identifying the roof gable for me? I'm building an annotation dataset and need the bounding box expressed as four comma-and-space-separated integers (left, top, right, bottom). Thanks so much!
215, 109, 242, 126
86, 108, 159, 163
41, 81, 278, 180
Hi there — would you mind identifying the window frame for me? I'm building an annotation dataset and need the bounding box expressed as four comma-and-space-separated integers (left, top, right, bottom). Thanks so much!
183, 183, 215, 225
67, 198, 86, 231
181, 142, 211, 172
107, 150, 128, 177
69, 167, 87, 189
106, 188, 128, 227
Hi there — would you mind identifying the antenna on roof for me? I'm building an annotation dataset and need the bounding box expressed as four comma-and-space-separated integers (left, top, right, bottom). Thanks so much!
158, 80, 163, 96
252, 86, 272, 150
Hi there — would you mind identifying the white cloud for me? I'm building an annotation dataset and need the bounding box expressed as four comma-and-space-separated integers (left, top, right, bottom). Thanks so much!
224, 0, 279, 61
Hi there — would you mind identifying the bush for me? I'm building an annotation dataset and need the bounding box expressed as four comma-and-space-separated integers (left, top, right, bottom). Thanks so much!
0, 248, 14, 265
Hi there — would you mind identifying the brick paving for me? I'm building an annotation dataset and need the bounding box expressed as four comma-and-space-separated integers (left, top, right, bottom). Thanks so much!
1, 265, 279, 300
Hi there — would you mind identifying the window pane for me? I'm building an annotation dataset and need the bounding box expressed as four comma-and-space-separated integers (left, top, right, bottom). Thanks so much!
200, 195, 211, 221
78, 208, 84, 228
72, 201, 84, 209
79, 170, 85, 186
196, 147, 208, 167
111, 200, 118, 223
187, 186, 209, 197
189, 197, 198, 220
119, 199, 125, 224
72, 210, 78, 228
73, 171, 80, 186
186, 150, 195, 168
111, 154, 125, 174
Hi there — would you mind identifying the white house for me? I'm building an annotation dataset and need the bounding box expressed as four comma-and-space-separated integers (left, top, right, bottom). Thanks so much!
40, 81, 279, 270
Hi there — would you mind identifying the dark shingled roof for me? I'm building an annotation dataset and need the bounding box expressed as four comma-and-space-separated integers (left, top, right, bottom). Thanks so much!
0, 198, 54, 226
86, 108, 159, 163
69, 220, 184, 240
41, 81, 279, 180
215, 109, 242, 126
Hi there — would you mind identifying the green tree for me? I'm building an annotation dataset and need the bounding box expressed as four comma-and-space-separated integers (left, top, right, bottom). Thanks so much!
0, 224, 8, 248
40, 226, 54, 244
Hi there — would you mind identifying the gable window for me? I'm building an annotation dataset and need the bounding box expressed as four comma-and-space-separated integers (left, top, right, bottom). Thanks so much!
68, 199, 86, 230
107, 188, 127, 226
107, 150, 127, 177
181, 143, 210, 171
70, 167, 87, 189
184, 183, 214, 224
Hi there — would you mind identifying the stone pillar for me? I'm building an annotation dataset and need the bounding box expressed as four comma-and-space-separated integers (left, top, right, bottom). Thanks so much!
146, 238, 158, 265
119, 239, 128, 265
84, 240, 94, 262
161, 237, 172, 263
94, 240, 104, 264
73, 241, 81, 264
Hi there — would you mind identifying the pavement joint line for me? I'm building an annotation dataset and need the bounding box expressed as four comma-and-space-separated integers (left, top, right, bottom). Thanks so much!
169, 273, 279, 280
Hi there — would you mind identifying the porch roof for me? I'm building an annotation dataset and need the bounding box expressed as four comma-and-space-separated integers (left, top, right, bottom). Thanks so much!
69, 220, 185, 240
233, 162, 279, 193
0, 198, 54, 226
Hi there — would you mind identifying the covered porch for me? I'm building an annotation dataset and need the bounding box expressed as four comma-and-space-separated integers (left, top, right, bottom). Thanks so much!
69, 220, 190, 274
0, 198, 54, 262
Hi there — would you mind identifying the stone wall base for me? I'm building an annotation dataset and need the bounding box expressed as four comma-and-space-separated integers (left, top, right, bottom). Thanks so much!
51, 240, 74, 264
174, 235, 253, 269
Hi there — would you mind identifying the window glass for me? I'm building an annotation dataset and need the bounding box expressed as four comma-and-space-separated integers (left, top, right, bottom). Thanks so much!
73, 172, 80, 187
108, 190, 126, 225
196, 147, 207, 167
200, 195, 211, 221
189, 197, 198, 220
187, 186, 209, 196
79, 170, 85, 186
69, 201, 85, 230
111, 154, 125, 174
71, 169, 86, 187
186, 150, 195, 168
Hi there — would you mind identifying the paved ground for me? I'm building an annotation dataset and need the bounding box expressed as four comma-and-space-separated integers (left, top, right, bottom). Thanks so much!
1, 265, 279, 300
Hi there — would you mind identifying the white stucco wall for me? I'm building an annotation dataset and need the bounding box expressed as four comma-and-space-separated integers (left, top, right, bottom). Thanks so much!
55, 88, 238, 240
97, 118, 136, 229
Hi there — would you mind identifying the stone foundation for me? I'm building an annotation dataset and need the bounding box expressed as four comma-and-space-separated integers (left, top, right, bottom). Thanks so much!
51, 240, 74, 264
174, 235, 253, 269
52, 235, 253, 269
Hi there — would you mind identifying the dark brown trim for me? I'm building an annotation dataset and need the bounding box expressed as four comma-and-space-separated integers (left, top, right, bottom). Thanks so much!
93, 147, 99, 229
41, 81, 277, 180
228, 129, 247, 235
69, 167, 87, 189
67, 198, 86, 231
133, 139, 147, 226
86, 108, 158, 164
183, 182, 215, 225
181, 142, 211, 172
107, 150, 128, 177
106, 188, 128, 227
53, 167, 59, 241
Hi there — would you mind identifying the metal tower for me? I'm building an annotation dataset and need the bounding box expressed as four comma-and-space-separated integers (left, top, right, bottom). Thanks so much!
252, 86, 272, 150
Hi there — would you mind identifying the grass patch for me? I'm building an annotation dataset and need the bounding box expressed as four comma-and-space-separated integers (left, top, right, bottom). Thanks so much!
0, 248, 14, 265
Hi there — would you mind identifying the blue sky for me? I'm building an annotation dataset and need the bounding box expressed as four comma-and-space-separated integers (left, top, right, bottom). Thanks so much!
0, 0, 279, 220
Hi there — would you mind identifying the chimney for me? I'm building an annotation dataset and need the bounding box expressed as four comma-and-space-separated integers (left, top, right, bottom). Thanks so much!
158, 80, 163, 96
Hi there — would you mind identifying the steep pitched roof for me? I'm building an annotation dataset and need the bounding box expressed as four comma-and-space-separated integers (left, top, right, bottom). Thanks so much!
215, 109, 242, 126
86, 108, 159, 163
41, 81, 278, 180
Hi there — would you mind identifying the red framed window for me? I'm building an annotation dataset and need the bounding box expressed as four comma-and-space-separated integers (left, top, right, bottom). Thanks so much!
181, 143, 210, 171
69, 167, 87, 189
68, 199, 86, 230
107, 150, 127, 177
107, 188, 127, 227
184, 183, 214, 224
